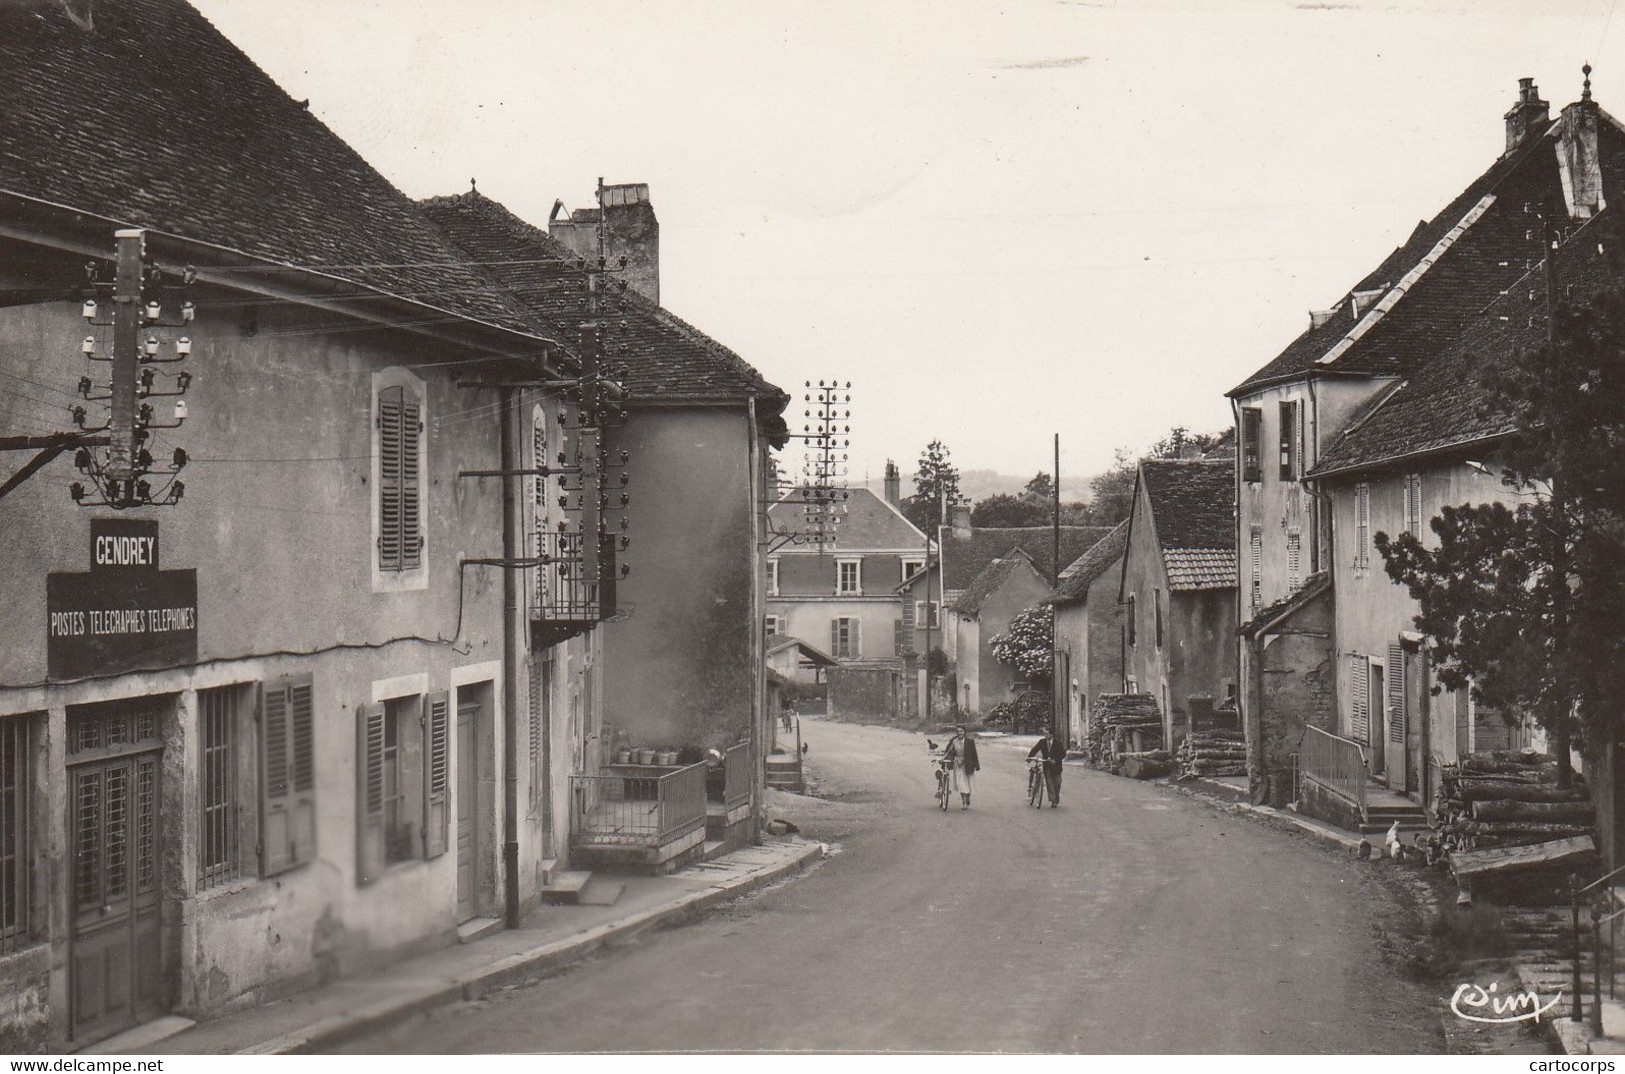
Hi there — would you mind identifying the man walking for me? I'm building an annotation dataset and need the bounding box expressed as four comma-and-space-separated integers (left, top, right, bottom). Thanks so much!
1027, 730, 1064, 807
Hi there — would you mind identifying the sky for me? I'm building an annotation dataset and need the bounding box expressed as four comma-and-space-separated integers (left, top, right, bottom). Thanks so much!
193, 0, 1624, 496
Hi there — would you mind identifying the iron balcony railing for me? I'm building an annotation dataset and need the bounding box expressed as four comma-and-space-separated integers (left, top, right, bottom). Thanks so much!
531, 531, 617, 625
569, 761, 707, 848
1298, 725, 1369, 823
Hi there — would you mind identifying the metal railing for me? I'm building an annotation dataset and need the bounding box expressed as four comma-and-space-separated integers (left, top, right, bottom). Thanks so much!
570, 762, 707, 847
531, 531, 616, 623
1298, 725, 1369, 823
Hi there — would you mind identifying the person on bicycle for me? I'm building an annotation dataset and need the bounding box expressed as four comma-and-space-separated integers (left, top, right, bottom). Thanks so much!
942, 726, 980, 810
1027, 730, 1064, 807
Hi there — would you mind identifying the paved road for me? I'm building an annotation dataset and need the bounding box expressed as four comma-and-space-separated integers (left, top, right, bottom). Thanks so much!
339, 719, 1447, 1053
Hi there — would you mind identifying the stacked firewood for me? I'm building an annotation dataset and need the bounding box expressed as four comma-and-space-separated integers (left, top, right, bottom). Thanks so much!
1179, 728, 1247, 778
1434, 750, 1595, 851
1086, 694, 1163, 771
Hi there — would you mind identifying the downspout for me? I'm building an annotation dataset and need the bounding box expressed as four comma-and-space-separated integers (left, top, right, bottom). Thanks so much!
747, 396, 765, 839
1231, 394, 1258, 795
500, 388, 522, 929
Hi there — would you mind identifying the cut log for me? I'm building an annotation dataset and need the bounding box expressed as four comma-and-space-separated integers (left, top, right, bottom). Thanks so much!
1460, 758, 1558, 776
1455, 821, 1593, 839
1455, 781, 1591, 805
1471, 799, 1595, 824
1122, 757, 1173, 780
1449, 835, 1596, 880
1189, 749, 1247, 761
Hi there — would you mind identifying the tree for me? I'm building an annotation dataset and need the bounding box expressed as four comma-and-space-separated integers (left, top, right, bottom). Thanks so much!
970, 492, 1048, 527
1084, 426, 1229, 528
1376, 260, 1625, 782
989, 605, 1054, 689
1023, 471, 1054, 501
902, 440, 961, 532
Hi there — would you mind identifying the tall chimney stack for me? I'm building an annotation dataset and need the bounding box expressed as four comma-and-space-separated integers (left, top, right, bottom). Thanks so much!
1558, 66, 1605, 219
883, 459, 901, 506
1504, 77, 1550, 157
950, 502, 973, 538
549, 182, 661, 305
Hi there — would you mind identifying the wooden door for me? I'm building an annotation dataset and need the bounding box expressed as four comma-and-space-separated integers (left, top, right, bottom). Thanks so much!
1368, 662, 1386, 776
1386, 643, 1407, 793
70, 750, 164, 1043
455, 701, 477, 922
1406, 648, 1427, 798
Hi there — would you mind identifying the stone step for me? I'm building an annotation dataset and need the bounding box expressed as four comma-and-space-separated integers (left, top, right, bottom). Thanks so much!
456, 915, 502, 943
540, 869, 593, 905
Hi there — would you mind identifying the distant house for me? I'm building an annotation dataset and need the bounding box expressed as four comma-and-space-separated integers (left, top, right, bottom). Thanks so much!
764, 486, 928, 678
1119, 457, 1239, 749
1047, 522, 1128, 747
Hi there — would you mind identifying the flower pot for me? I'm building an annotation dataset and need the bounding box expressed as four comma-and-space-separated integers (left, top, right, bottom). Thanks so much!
659, 750, 678, 766
615, 748, 632, 764
637, 748, 656, 765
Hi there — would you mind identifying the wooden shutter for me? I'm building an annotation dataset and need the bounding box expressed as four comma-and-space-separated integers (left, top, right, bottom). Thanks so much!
1405, 474, 1422, 536
1250, 529, 1263, 610
422, 692, 450, 860
1349, 655, 1370, 744
377, 385, 423, 572
1241, 407, 1262, 482
852, 619, 862, 660
1278, 400, 1297, 479
260, 675, 316, 876
894, 619, 906, 656
1387, 643, 1406, 745
831, 618, 841, 658
356, 703, 386, 886
903, 601, 916, 630
1286, 531, 1301, 591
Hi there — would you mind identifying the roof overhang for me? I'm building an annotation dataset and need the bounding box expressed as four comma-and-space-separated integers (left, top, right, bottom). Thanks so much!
0, 188, 563, 375
1306, 430, 1514, 483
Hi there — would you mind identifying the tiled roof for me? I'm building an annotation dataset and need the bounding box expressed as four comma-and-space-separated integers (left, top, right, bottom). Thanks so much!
1240, 572, 1330, 637
766, 487, 926, 550
1229, 117, 1578, 397
418, 191, 788, 406
1311, 196, 1625, 478
1164, 549, 1238, 590
948, 549, 1044, 616
941, 526, 1111, 591
1139, 458, 1237, 591
0, 0, 535, 335
1048, 522, 1127, 604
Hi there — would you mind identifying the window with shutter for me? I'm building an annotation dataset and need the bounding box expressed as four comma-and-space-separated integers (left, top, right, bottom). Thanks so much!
1126, 596, 1137, 646
422, 692, 449, 860
1278, 400, 1298, 479
1349, 655, 1370, 744
377, 383, 424, 574
894, 619, 906, 656
529, 659, 549, 811
1387, 642, 1406, 746
1286, 530, 1301, 591
1250, 528, 1263, 610
1241, 407, 1262, 482
1405, 473, 1422, 537
356, 702, 387, 885
532, 411, 552, 609
1154, 589, 1163, 649
260, 675, 316, 877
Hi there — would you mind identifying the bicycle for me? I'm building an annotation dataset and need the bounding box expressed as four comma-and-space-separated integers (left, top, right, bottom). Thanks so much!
1026, 757, 1048, 808
934, 754, 954, 811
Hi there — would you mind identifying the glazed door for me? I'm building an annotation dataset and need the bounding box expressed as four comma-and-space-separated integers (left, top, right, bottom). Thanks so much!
456, 700, 477, 922
70, 751, 164, 1043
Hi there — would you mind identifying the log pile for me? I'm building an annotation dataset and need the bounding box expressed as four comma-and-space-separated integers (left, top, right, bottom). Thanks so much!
1435, 750, 1595, 852
1120, 750, 1173, 780
1086, 694, 1163, 771
1178, 728, 1247, 778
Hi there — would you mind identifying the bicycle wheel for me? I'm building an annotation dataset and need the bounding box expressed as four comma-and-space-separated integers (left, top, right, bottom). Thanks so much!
939, 772, 951, 811
1028, 768, 1043, 808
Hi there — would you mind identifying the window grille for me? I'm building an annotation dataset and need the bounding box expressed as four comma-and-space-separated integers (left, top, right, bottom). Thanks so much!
198, 687, 238, 889
0, 716, 31, 952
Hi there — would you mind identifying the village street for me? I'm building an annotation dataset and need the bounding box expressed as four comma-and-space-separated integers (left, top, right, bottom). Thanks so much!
339, 718, 1448, 1054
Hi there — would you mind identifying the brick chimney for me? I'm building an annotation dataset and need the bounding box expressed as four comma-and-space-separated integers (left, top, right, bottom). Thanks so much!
549, 182, 661, 305
1504, 77, 1550, 157
883, 460, 901, 506
1558, 68, 1605, 220
950, 502, 973, 538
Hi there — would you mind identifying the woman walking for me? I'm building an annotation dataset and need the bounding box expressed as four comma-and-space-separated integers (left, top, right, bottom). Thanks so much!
943, 726, 980, 810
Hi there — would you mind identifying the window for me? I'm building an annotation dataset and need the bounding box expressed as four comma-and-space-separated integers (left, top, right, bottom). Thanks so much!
1404, 473, 1422, 537
357, 690, 448, 884
531, 408, 555, 610
1154, 588, 1164, 649
1349, 654, 1371, 744
1354, 483, 1371, 569
1126, 595, 1137, 646
1286, 530, 1302, 592
198, 686, 242, 889
1249, 528, 1263, 611
260, 676, 315, 877
0, 714, 32, 952
1278, 400, 1299, 480
377, 383, 424, 574
831, 617, 860, 659
765, 615, 783, 636
530, 658, 550, 811
766, 558, 780, 596
914, 600, 940, 629
901, 558, 924, 583
836, 558, 862, 595
1241, 407, 1262, 482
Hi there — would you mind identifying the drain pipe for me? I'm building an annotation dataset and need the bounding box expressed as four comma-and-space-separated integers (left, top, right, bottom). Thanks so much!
500, 387, 522, 929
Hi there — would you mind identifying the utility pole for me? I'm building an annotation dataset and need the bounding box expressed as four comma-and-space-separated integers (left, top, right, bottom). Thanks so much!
1540, 200, 1574, 790
924, 484, 944, 727
106, 229, 144, 496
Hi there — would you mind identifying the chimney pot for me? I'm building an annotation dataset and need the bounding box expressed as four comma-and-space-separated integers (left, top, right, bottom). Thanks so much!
1504, 77, 1550, 157
950, 502, 973, 538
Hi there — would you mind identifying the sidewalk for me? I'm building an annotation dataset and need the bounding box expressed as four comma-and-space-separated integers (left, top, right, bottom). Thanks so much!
104, 838, 825, 1056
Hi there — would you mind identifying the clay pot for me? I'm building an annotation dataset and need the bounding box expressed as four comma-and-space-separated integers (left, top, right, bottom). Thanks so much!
637, 748, 656, 765
615, 748, 632, 764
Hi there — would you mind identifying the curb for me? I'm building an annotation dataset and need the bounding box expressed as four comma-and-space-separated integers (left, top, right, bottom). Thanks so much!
237, 839, 827, 1055
1162, 778, 1367, 854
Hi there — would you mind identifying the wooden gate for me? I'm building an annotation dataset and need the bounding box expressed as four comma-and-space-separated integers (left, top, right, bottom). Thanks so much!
67, 700, 168, 1044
